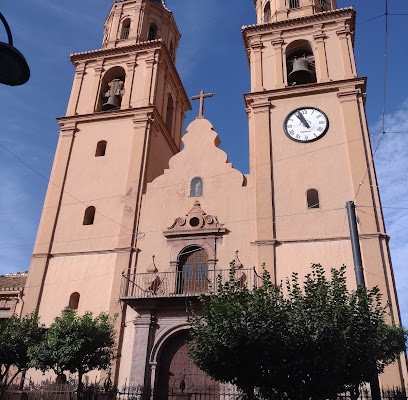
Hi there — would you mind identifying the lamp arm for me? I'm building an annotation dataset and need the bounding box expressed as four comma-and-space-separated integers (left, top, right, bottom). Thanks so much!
0, 12, 13, 46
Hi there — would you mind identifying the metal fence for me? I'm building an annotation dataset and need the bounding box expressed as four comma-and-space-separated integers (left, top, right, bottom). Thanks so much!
5, 385, 407, 400
338, 388, 408, 400
120, 268, 259, 300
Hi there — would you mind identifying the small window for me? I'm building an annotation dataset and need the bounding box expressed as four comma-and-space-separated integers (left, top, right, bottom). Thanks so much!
264, 2, 271, 22
148, 24, 157, 41
95, 140, 107, 157
68, 292, 80, 310
166, 94, 174, 133
121, 19, 131, 40
319, 0, 329, 10
289, 0, 300, 8
307, 189, 319, 209
190, 177, 203, 197
83, 206, 96, 225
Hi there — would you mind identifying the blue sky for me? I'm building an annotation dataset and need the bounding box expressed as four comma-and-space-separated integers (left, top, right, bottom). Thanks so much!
1, 1, 408, 323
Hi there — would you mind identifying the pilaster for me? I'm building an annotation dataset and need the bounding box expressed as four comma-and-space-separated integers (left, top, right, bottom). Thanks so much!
249, 36, 264, 92
336, 24, 355, 79
89, 63, 104, 114
122, 55, 138, 109
129, 312, 156, 387
248, 98, 275, 242
109, 8, 122, 46
23, 122, 77, 315
313, 26, 329, 82
34, 122, 77, 255
66, 63, 85, 116
144, 53, 159, 106
271, 37, 285, 88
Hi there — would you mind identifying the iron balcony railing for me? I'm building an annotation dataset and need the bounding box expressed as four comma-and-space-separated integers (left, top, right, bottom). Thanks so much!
120, 268, 259, 300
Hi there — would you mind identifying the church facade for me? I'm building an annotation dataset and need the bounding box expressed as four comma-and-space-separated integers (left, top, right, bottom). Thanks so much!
22, 0, 407, 394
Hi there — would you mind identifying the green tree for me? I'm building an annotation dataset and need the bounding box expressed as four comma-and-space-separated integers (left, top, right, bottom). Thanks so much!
188, 264, 407, 400
28, 311, 116, 394
0, 312, 45, 399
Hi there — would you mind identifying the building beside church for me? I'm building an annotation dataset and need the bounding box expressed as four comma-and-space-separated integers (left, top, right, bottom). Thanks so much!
0, 272, 27, 319
21, 0, 407, 394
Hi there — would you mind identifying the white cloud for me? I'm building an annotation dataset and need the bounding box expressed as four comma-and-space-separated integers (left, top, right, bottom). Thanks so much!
371, 99, 408, 326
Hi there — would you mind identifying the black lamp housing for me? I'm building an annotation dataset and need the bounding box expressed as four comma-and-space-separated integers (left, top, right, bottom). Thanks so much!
0, 12, 30, 86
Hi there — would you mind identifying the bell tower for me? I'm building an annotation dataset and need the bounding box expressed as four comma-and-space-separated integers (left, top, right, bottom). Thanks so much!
255, 0, 337, 23
23, 0, 190, 379
244, 0, 407, 387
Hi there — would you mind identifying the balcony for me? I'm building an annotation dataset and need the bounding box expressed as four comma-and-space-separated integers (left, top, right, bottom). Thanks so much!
120, 268, 259, 301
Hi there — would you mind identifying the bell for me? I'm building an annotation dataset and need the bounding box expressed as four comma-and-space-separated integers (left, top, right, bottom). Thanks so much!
288, 57, 313, 85
102, 95, 119, 111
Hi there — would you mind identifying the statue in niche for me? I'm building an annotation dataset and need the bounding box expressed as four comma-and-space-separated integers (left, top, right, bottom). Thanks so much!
190, 177, 203, 197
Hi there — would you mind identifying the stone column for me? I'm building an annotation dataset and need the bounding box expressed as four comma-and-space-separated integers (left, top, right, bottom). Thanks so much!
129, 312, 154, 387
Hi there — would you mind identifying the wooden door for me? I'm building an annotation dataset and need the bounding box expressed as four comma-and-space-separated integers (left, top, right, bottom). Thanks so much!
156, 330, 219, 400
177, 248, 208, 295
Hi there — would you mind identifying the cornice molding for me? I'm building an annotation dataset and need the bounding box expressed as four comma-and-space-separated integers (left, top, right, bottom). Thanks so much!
242, 7, 355, 36
244, 77, 366, 106
31, 247, 140, 259
57, 106, 157, 125
70, 40, 163, 62
266, 232, 389, 245
164, 201, 227, 239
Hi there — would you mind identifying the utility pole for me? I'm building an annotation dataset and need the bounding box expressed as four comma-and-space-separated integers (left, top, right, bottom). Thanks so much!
346, 201, 381, 400
346, 201, 365, 287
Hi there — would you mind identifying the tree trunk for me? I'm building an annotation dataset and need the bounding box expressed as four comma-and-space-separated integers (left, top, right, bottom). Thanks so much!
77, 367, 84, 400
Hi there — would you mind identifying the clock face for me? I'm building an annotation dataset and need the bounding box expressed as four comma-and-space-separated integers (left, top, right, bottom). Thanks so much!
283, 107, 329, 143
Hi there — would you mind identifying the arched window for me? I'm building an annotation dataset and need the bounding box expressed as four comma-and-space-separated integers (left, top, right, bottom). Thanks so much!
264, 1, 271, 22
121, 18, 131, 39
95, 140, 107, 157
177, 246, 208, 295
286, 40, 316, 86
83, 206, 96, 225
190, 177, 203, 197
166, 94, 174, 133
289, 0, 300, 9
97, 66, 126, 112
148, 24, 157, 41
307, 189, 319, 209
68, 292, 80, 310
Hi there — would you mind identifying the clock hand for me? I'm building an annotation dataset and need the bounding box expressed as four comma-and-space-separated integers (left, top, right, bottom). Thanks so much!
296, 111, 311, 129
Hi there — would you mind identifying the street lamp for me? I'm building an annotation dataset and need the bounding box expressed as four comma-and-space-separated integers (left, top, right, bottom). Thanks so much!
0, 12, 30, 86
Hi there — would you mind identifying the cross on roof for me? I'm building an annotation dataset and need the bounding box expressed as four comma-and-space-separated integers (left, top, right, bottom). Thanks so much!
190, 90, 215, 119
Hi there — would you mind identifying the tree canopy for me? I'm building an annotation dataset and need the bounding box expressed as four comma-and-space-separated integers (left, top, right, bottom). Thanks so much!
28, 311, 116, 392
0, 312, 45, 399
188, 264, 407, 400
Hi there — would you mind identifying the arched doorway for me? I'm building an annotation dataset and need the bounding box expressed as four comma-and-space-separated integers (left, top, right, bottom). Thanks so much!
156, 330, 219, 400
176, 246, 208, 295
